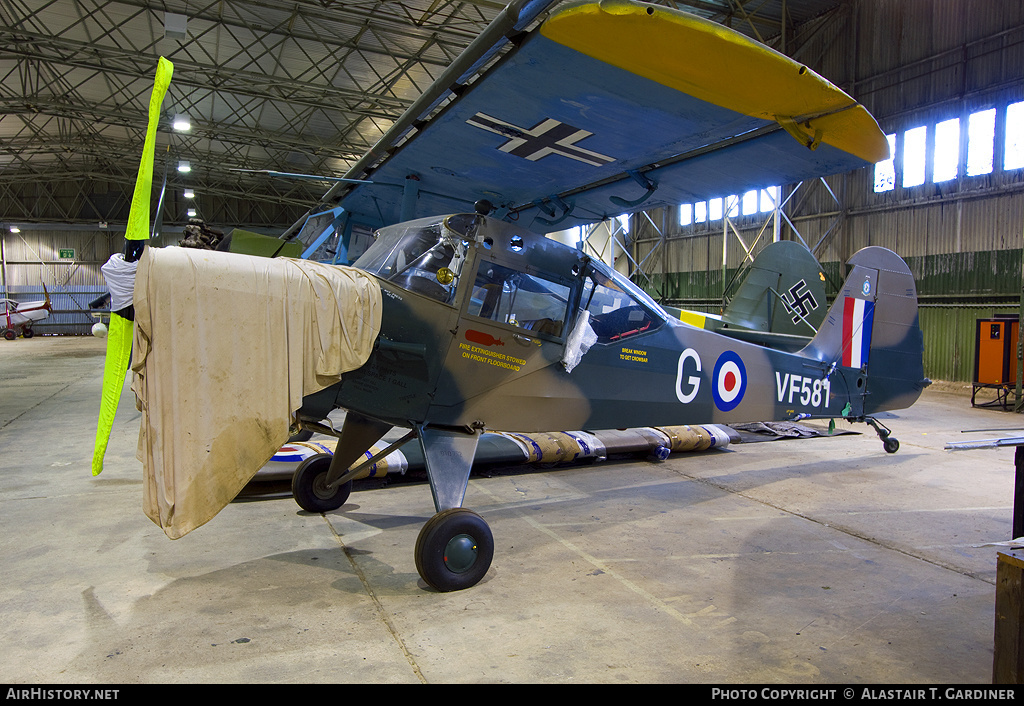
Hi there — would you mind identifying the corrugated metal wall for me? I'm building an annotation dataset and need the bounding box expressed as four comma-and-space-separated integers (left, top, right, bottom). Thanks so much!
630, 0, 1024, 383
1, 228, 124, 335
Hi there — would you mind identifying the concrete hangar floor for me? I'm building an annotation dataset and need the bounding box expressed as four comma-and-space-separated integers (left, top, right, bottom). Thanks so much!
0, 336, 1013, 683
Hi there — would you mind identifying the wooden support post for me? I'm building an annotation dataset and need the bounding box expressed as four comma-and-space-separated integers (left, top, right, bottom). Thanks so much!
1017, 446, 1024, 541
994, 550, 1024, 683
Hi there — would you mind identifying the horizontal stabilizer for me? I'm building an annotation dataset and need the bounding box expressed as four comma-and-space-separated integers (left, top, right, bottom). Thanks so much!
669, 241, 827, 351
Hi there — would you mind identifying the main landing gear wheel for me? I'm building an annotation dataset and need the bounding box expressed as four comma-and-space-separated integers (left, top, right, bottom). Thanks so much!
291, 454, 352, 513
415, 508, 494, 592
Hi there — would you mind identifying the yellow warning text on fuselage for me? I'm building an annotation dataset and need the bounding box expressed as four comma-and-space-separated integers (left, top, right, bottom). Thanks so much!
620, 347, 648, 363
460, 342, 526, 372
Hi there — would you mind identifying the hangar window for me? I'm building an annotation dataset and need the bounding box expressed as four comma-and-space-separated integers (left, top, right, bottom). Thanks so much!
694, 201, 707, 223
708, 197, 723, 220
873, 133, 897, 192
759, 186, 780, 212
902, 125, 927, 187
966, 108, 996, 176
677, 186, 779, 230
874, 101, 1024, 193
1004, 101, 1024, 171
726, 195, 740, 217
741, 190, 758, 215
933, 118, 960, 183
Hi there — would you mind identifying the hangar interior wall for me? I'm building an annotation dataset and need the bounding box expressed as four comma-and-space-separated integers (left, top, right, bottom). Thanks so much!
629, 0, 1024, 383
1, 228, 126, 335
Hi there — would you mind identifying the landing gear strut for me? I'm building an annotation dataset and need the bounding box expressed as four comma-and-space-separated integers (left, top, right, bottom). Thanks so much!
864, 417, 900, 454
290, 417, 493, 592
414, 424, 491, 591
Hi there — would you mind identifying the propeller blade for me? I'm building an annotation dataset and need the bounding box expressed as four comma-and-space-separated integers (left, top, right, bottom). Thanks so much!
92, 56, 173, 477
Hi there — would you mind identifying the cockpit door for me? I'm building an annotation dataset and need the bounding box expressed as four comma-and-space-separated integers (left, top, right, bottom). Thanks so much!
429, 251, 579, 426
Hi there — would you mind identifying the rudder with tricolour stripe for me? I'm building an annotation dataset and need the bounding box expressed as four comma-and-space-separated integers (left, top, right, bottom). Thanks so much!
803, 246, 928, 415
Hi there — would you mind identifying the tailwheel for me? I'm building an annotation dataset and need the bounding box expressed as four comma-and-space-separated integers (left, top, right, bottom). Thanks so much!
291, 454, 352, 513
864, 417, 899, 454
415, 508, 494, 592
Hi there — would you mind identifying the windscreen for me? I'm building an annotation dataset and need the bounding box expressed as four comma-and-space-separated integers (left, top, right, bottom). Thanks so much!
353, 215, 480, 304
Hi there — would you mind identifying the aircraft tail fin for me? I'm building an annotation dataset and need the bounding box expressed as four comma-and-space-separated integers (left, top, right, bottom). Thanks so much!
721, 240, 827, 337
803, 246, 928, 415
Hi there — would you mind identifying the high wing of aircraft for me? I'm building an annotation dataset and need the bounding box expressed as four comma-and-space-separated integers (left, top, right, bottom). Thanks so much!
282, 0, 888, 246
1, 286, 51, 339
98, 0, 928, 593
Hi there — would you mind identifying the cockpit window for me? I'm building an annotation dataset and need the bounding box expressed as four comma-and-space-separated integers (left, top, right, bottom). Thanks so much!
354, 216, 478, 304
467, 261, 571, 340
582, 267, 664, 343
354, 221, 439, 278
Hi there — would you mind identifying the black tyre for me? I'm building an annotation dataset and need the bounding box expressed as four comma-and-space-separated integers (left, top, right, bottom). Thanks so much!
2, 329, 15, 341
22, 327, 33, 338
415, 508, 494, 592
291, 454, 352, 513
883, 437, 900, 454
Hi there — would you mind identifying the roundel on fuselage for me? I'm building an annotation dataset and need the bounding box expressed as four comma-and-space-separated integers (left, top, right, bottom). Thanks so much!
712, 351, 746, 412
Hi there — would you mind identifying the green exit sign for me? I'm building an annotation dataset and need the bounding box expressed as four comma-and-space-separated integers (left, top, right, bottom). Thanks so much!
58, 248, 75, 259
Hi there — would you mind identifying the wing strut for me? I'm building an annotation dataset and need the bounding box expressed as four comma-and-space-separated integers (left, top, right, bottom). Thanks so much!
609, 170, 658, 209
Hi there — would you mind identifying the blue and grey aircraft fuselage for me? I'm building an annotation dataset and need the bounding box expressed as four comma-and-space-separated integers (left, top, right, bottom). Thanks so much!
290, 212, 928, 592
301, 213, 924, 436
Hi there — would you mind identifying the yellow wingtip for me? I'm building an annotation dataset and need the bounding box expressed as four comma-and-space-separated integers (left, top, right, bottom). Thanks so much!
541, 1, 888, 163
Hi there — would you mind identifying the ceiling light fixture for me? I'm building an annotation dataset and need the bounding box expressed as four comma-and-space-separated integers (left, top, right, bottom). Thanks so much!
177, 160, 190, 173
164, 12, 188, 40
173, 114, 191, 132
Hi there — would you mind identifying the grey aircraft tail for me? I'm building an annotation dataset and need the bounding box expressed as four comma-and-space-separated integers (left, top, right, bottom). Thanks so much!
802, 246, 929, 416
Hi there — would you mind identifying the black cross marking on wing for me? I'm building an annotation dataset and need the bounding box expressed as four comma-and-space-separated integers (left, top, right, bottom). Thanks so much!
467, 112, 615, 167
